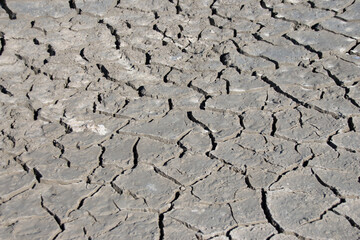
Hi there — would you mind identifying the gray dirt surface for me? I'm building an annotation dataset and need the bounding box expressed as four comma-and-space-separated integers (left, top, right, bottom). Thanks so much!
0, 0, 360, 239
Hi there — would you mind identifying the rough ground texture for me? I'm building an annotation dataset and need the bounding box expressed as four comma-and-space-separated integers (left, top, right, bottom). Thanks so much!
0, 0, 360, 239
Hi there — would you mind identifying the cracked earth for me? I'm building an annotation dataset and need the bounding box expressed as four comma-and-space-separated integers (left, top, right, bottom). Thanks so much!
0, 0, 360, 239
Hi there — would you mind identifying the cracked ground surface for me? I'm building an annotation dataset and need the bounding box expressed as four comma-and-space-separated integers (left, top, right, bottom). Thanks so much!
0, 0, 360, 239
